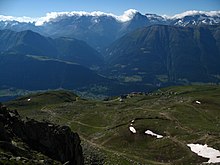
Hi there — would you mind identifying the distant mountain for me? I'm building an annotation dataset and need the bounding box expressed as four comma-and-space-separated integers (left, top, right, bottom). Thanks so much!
40, 14, 121, 50
0, 53, 107, 90
0, 20, 40, 33
0, 29, 58, 57
1, 10, 219, 50
169, 11, 220, 26
0, 29, 157, 95
104, 25, 220, 84
0, 11, 220, 93
0, 29, 103, 68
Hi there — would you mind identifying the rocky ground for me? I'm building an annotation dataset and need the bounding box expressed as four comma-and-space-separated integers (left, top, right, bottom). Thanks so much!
0, 103, 84, 165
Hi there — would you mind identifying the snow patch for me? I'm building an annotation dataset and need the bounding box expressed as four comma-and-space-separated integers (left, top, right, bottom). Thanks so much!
196, 100, 201, 104
145, 130, 163, 138
119, 98, 123, 102
129, 126, 136, 134
27, 98, 31, 102
187, 144, 220, 163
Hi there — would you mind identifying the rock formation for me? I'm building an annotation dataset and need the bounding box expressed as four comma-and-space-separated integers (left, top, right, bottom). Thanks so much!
0, 103, 84, 165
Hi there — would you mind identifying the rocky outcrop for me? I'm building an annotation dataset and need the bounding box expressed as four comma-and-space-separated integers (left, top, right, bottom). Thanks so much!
0, 103, 84, 165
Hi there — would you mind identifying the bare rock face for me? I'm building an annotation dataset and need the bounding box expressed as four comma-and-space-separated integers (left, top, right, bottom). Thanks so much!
0, 104, 84, 165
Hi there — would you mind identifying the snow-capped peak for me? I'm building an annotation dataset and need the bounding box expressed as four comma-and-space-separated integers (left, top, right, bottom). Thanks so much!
0, 9, 219, 26
145, 13, 166, 22
170, 10, 220, 19
35, 9, 138, 25
35, 11, 117, 26
0, 9, 139, 26
0, 15, 36, 23
117, 9, 138, 22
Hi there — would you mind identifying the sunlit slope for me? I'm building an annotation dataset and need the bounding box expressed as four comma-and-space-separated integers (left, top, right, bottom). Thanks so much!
7, 85, 220, 164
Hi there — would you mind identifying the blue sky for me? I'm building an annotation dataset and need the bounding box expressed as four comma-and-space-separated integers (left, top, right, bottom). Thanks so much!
0, 0, 220, 17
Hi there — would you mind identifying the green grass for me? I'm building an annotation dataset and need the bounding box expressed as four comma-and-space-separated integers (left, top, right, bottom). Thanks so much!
6, 85, 220, 165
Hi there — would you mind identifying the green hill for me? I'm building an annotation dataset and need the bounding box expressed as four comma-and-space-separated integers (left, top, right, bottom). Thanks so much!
6, 85, 220, 164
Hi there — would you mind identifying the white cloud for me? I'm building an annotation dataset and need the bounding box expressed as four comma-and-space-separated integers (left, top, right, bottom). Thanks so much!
0, 15, 36, 23
35, 9, 138, 26
117, 9, 138, 22
0, 9, 139, 26
170, 10, 220, 19
34, 11, 117, 26
1, 9, 220, 26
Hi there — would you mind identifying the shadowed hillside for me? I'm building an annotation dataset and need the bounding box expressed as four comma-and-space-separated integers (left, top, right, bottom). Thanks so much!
104, 25, 220, 84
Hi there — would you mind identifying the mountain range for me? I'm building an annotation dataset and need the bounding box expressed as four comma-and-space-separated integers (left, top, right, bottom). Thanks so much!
1, 10, 220, 50
0, 10, 220, 97
1, 8, 220, 165
0, 29, 109, 91
0, 52, 107, 90
0, 29, 103, 68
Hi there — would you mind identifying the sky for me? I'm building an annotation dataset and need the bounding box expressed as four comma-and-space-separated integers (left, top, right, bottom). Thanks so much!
0, 0, 220, 17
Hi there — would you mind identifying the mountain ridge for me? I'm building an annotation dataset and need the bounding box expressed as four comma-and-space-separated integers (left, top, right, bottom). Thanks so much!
1, 9, 220, 26
0, 29, 103, 68
0, 52, 108, 91
1, 9, 219, 50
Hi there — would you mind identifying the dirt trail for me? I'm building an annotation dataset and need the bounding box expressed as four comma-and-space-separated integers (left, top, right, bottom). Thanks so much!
69, 120, 107, 129
80, 135, 171, 165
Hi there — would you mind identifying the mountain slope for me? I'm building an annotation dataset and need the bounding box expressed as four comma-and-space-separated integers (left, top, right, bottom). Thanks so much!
53, 37, 103, 67
0, 53, 107, 90
104, 25, 220, 84
41, 15, 122, 50
0, 29, 103, 68
0, 29, 58, 56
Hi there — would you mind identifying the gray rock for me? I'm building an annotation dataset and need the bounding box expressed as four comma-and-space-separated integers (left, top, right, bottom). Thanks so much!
0, 105, 84, 165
